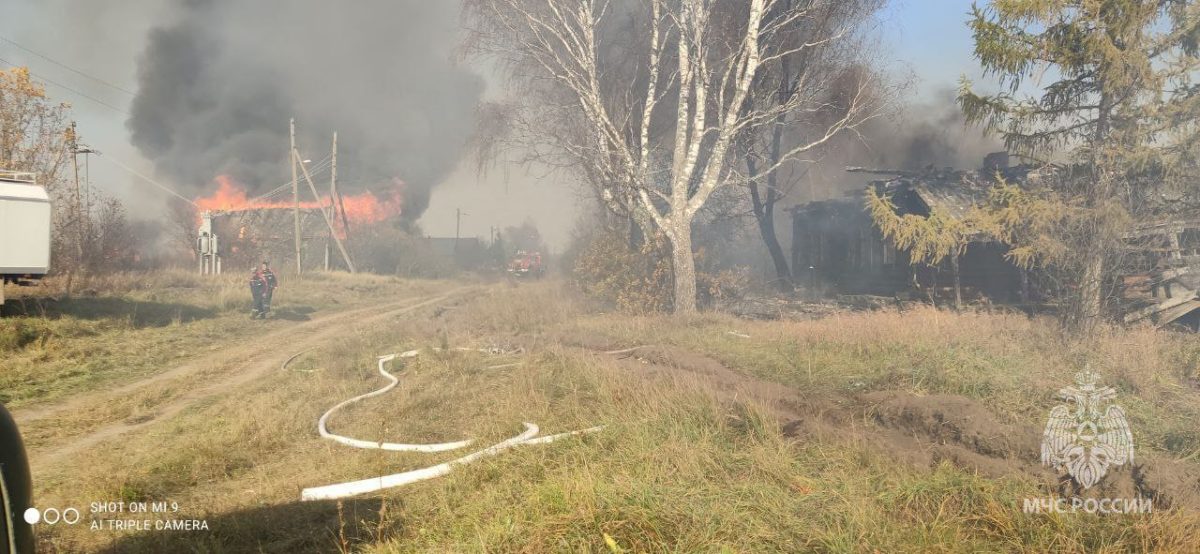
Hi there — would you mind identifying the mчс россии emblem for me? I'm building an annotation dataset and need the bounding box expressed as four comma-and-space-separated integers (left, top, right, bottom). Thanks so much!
1041, 370, 1134, 489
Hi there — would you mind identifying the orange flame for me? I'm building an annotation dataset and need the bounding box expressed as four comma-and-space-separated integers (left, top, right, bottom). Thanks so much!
338, 186, 404, 225
195, 175, 403, 225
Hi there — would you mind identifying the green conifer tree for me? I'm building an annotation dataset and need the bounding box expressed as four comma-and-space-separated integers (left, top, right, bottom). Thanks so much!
959, 0, 1200, 330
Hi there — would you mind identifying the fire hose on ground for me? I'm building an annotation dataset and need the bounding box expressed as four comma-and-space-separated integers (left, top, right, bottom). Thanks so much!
299, 350, 602, 501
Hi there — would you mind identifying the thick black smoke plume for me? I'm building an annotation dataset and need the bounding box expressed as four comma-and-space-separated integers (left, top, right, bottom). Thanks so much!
128, 0, 483, 220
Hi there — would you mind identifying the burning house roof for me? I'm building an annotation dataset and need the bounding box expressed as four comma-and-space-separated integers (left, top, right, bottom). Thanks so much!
195, 175, 404, 225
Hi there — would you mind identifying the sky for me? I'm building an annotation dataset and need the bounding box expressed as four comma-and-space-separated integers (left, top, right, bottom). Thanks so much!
880, 0, 984, 96
0, 0, 988, 252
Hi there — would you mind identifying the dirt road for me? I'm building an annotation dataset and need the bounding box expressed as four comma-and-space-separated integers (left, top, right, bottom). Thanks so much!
17, 287, 472, 466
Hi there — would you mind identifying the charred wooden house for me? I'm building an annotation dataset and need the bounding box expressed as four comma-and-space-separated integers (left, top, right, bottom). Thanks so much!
788, 159, 1200, 329
787, 162, 1047, 304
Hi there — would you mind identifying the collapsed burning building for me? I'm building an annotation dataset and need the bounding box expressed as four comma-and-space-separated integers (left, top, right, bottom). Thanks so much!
191, 175, 404, 273
788, 157, 1200, 329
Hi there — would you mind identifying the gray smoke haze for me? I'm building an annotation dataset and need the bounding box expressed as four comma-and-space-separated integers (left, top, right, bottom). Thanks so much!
861, 87, 1003, 171
128, 0, 484, 220
802, 86, 1003, 199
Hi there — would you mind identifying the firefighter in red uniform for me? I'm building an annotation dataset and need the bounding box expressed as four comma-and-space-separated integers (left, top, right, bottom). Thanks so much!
249, 267, 267, 319
260, 261, 278, 317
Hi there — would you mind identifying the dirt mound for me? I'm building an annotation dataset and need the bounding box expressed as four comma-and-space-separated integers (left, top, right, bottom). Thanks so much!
856, 391, 1052, 481
1134, 458, 1200, 511
570, 338, 1200, 511
586, 344, 821, 424
589, 343, 1045, 480
613, 345, 728, 376
861, 391, 1041, 461
860, 391, 1200, 509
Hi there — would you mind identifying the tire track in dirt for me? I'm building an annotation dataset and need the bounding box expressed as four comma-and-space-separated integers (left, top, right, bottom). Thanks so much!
13, 290, 459, 425
25, 288, 473, 465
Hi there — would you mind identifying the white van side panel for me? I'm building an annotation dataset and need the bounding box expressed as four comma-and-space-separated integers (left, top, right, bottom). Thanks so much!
0, 183, 52, 275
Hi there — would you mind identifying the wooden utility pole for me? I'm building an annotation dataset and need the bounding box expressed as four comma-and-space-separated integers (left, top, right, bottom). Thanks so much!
336, 155, 351, 240
295, 148, 356, 273
455, 208, 463, 252
330, 132, 338, 209
70, 122, 84, 265
325, 132, 338, 271
291, 118, 302, 275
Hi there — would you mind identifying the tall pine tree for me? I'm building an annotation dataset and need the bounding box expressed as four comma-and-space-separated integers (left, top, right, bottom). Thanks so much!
960, 0, 1200, 331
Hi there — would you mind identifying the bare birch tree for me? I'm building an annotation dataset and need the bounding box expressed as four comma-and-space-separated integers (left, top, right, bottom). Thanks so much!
735, 0, 886, 292
465, 0, 880, 312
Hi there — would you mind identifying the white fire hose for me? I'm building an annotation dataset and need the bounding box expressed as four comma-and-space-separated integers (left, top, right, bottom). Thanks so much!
316, 351, 473, 453
301, 350, 601, 501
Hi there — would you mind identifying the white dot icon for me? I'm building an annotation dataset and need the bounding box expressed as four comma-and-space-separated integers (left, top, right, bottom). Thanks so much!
23, 507, 40, 524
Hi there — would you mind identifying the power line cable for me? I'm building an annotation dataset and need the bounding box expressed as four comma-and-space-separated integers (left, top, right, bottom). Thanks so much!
103, 151, 332, 210
250, 155, 334, 202
252, 167, 329, 203
0, 55, 129, 115
97, 152, 197, 207
0, 34, 136, 96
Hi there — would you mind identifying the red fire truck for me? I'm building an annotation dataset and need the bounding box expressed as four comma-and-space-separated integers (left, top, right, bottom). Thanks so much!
507, 250, 545, 278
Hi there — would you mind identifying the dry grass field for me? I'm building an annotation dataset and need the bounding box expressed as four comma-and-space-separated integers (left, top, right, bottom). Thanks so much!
3, 272, 1199, 552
